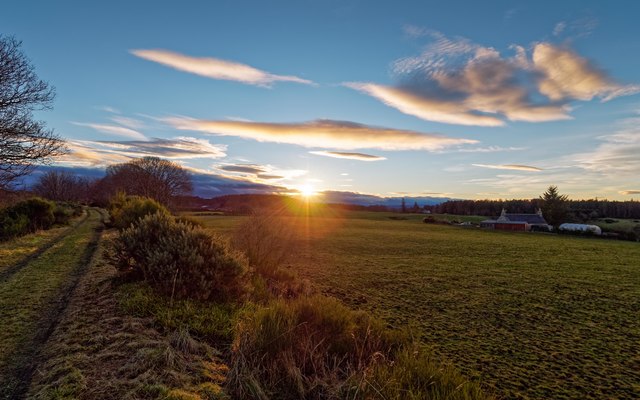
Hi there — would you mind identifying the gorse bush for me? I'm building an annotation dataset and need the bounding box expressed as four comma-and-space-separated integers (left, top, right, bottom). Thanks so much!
228, 295, 408, 399
112, 212, 249, 302
12, 197, 56, 232
53, 202, 82, 225
0, 197, 56, 240
109, 193, 169, 230
0, 211, 29, 240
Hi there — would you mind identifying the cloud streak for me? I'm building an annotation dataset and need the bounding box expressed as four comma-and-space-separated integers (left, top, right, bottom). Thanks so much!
346, 31, 639, 126
164, 117, 476, 151
472, 164, 542, 172
59, 137, 227, 167
71, 122, 147, 140
213, 163, 306, 183
309, 150, 386, 161
619, 190, 640, 195
219, 164, 267, 174
131, 49, 314, 87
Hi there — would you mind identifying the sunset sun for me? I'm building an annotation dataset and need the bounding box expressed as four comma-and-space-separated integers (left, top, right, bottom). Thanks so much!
299, 184, 317, 198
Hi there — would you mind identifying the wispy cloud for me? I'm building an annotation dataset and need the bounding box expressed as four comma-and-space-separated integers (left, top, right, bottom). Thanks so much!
444, 146, 526, 153
213, 162, 306, 183
574, 115, 640, 176
94, 137, 227, 159
219, 164, 267, 174
619, 190, 640, 195
533, 43, 640, 102
346, 31, 639, 126
131, 49, 314, 87
553, 21, 566, 36
553, 16, 599, 39
59, 137, 226, 167
71, 122, 147, 140
164, 117, 476, 151
309, 150, 386, 161
110, 116, 146, 130
472, 164, 542, 172
96, 106, 120, 114
59, 142, 131, 167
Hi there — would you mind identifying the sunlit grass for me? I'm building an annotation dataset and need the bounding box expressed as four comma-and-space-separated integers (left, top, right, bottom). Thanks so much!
0, 225, 69, 274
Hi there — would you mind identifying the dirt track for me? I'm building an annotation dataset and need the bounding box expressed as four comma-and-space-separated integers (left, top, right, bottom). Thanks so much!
0, 208, 105, 399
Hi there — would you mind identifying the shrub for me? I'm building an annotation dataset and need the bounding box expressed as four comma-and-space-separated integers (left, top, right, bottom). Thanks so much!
175, 215, 205, 228
53, 202, 82, 225
0, 197, 55, 240
12, 197, 56, 231
0, 212, 29, 240
228, 295, 407, 399
109, 194, 169, 230
112, 212, 248, 302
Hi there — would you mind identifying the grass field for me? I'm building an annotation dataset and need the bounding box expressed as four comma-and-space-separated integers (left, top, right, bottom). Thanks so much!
191, 210, 640, 400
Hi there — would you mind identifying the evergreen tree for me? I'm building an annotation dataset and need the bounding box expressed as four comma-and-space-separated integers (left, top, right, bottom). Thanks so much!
540, 185, 568, 227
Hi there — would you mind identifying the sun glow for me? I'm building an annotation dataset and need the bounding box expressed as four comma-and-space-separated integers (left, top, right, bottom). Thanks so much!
299, 183, 317, 198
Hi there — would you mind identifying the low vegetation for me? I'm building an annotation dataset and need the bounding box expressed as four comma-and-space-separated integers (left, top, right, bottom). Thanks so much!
112, 211, 249, 302
107, 193, 169, 230
117, 281, 241, 344
228, 295, 487, 400
0, 197, 55, 240
0, 197, 82, 241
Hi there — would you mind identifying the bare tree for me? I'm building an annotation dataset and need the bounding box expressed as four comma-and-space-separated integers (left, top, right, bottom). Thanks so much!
33, 170, 92, 202
0, 36, 65, 189
104, 157, 192, 206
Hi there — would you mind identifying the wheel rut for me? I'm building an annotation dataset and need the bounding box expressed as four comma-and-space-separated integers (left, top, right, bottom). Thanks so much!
0, 208, 107, 400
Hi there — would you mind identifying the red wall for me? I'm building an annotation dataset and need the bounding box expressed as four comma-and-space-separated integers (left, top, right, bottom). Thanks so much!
495, 223, 527, 231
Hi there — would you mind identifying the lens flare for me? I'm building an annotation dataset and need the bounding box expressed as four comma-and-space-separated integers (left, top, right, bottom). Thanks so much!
299, 183, 316, 197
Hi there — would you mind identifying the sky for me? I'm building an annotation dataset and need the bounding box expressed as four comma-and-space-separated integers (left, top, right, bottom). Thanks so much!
3, 0, 640, 200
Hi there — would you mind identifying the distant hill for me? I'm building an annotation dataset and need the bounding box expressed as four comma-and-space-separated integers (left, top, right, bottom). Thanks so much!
22, 166, 452, 209
321, 190, 453, 207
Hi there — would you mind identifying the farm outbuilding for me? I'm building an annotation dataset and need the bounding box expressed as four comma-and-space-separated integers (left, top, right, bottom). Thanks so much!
559, 223, 602, 235
481, 209, 550, 232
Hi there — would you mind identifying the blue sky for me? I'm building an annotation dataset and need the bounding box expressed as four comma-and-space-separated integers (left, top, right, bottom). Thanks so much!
3, 0, 640, 200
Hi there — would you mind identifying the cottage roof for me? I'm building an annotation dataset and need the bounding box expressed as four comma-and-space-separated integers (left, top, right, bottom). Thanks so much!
504, 213, 547, 224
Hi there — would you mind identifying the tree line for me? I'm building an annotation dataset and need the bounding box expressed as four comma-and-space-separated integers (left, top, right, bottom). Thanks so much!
428, 197, 640, 220
32, 157, 192, 208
